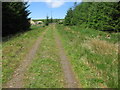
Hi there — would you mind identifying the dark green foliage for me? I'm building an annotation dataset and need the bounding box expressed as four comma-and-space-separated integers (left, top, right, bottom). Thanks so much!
33, 19, 45, 22
64, 2, 120, 32
45, 16, 49, 26
2, 2, 31, 37
64, 8, 73, 25
54, 19, 59, 23
50, 17, 53, 23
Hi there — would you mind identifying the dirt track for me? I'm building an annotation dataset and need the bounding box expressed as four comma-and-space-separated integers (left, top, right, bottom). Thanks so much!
4, 29, 47, 88
4, 25, 79, 88
53, 25, 79, 88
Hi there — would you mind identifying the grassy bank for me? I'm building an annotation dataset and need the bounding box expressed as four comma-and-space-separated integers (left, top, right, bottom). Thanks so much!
24, 25, 64, 88
57, 24, 118, 88
2, 25, 45, 84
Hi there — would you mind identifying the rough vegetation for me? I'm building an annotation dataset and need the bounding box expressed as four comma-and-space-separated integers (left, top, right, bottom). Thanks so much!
2, 1, 119, 88
57, 24, 118, 88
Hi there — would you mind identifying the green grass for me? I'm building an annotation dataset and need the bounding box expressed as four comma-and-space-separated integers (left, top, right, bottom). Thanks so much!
2, 24, 118, 88
24, 26, 65, 88
56, 24, 118, 88
70, 25, 119, 44
2, 25, 46, 84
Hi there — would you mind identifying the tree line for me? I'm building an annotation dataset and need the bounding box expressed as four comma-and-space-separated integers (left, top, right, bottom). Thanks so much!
45, 16, 64, 26
64, 2, 120, 32
2, 2, 31, 37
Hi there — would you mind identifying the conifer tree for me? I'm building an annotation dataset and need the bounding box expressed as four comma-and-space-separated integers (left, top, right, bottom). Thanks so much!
45, 16, 49, 26
2, 2, 31, 36
64, 8, 73, 25
64, 2, 120, 32
50, 17, 53, 23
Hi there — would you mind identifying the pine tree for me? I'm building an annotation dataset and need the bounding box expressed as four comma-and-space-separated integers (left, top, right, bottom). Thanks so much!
2, 2, 31, 36
64, 2, 120, 32
50, 17, 53, 23
64, 8, 73, 25
45, 16, 49, 26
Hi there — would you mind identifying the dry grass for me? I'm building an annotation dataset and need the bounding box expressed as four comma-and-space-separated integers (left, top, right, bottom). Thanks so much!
83, 39, 118, 55
64, 26, 71, 31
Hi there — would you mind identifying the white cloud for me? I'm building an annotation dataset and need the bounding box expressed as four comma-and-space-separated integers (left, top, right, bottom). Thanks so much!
44, 0, 65, 8
23, 0, 82, 8
3, 0, 117, 3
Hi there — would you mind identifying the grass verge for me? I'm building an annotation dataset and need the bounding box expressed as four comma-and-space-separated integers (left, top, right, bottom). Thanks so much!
57, 24, 118, 88
2, 25, 45, 84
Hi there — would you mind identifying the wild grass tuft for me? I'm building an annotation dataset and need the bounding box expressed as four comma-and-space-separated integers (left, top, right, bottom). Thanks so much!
83, 39, 118, 55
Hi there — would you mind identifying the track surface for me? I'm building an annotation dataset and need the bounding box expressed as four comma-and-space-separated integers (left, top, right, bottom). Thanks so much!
4, 25, 79, 88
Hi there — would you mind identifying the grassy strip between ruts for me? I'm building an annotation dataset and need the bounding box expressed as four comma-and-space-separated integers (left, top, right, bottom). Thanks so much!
2, 25, 46, 84
24, 25, 65, 88
56, 24, 118, 88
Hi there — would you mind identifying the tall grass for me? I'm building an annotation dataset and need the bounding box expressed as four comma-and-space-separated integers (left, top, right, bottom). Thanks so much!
57, 24, 118, 88
70, 25, 119, 44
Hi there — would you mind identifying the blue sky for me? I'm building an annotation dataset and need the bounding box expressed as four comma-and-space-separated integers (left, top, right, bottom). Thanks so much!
28, 2, 77, 19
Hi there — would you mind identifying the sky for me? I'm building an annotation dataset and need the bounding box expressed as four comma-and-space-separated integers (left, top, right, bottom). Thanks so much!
27, 2, 81, 19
